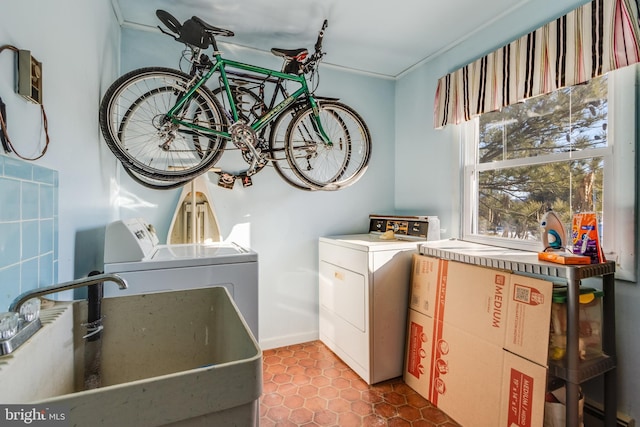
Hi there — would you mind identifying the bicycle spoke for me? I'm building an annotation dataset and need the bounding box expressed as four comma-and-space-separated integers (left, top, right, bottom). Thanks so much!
99, 67, 227, 181
285, 101, 370, 190
269, 108, 320, 190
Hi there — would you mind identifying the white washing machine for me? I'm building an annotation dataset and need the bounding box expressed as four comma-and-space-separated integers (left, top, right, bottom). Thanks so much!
103, 218, 259, 340
318, 215, 440, 384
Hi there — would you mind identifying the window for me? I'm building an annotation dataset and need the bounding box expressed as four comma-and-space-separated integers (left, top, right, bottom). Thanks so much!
461, 65, 636, 281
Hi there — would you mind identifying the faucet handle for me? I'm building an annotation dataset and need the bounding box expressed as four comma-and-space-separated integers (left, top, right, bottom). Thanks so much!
20, 298, 41, 322
0, 312, 19, 339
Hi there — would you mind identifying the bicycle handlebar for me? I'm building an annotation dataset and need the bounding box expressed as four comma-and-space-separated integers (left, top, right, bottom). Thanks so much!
303, 19, 328, 74
314, 19, 328, 53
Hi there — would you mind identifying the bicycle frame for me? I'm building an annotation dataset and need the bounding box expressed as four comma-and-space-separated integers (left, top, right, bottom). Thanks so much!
166, 53, 332, 145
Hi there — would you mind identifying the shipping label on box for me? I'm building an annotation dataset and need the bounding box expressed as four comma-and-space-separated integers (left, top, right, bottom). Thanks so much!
500, 350, 547, 427
505, 275, 553, 366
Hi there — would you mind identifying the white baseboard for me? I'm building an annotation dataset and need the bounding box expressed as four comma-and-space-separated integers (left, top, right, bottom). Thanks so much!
259, 331, 319, 350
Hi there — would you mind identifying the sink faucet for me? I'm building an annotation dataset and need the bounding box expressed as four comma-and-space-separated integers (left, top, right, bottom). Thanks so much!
1, 273, 127, 356
9, 273, 128, 313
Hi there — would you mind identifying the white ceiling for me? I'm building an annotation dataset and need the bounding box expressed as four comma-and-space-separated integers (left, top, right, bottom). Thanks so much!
114, 0, 579, 78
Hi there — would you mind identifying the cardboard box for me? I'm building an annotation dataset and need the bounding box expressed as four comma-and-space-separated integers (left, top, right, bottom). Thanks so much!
404, 309, 504, 427
500, 350, 548, 427
409, 253, 440, 317
409, 254, 511, 346
404, 309, 432, 399
410, 254, 552, 364
404, 308, 548, 427
504, 274, 554, 366
405, 255, 554, 426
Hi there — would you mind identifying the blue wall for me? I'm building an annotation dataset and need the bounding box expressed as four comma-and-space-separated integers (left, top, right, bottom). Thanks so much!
0, 0, 120, 292
0, 155, 58, 311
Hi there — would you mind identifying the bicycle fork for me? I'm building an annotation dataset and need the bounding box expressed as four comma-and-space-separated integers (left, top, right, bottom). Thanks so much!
308, 98, 333, 147
293, 99, 338, 171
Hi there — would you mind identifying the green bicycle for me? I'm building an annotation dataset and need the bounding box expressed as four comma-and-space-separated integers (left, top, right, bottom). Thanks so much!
99, 10, 371, 191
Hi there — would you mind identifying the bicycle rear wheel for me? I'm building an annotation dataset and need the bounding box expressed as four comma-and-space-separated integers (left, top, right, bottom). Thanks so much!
122, 165, 192, 190
285, 101, 371, 190
99, 67, 227, 181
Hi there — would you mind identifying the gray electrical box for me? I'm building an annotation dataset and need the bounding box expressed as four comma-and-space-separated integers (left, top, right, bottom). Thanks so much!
16, 50, 43, 104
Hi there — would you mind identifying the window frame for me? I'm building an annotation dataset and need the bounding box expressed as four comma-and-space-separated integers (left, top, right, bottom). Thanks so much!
460, 65, 637, 281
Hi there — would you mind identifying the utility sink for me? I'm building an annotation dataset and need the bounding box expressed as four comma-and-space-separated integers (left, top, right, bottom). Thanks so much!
0, 287, 262, 426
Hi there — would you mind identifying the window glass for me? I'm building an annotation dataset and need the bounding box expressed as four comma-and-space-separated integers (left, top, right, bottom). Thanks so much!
477, 159, 603, 241
476, 75, 607, 242
462, 66, 636, 281
479, 76, 608, 163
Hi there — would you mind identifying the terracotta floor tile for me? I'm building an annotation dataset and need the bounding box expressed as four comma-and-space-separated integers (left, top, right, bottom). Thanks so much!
397, 404, 422, 421
290, 407, 314, 425
310, 375, 330, 388
317, 385, 339, 400
260, 340, 460, 427
388, 417, 412, 427
384, 391, 407, 405
286, 365, 307, 376
374, 401, 398, 418
362, 414, 390, 427
262, 392, 284, 407
284, 394, 305, 410
339, 387, 361, 402
337, 411, 363, 427
313, 408, 337, 426
351, 400, 374, 416
304, 396, 328, 412
327, 397, 351, 413
298, 384, 319, 398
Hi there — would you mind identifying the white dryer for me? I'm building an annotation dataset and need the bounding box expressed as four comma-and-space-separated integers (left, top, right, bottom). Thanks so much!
318, 215, 440, 384
103, 218, 259, 340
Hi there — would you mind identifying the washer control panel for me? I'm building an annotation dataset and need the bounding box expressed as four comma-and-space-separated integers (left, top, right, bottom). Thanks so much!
104, 218, 160, 264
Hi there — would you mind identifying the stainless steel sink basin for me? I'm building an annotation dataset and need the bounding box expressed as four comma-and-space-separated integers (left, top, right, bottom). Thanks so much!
0, 287, 262, 426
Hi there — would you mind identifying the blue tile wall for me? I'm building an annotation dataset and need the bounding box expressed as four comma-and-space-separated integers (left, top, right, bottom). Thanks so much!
0, 155, 58, 311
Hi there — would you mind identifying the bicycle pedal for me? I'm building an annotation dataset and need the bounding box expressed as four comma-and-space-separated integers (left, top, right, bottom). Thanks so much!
217, 172, 236, 189
240, 174, 253, 188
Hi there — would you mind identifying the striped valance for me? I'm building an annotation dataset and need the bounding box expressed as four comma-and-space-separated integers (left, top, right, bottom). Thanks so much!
433, 0, 640, 128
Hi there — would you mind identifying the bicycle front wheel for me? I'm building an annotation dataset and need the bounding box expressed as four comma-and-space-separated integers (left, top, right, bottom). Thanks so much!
285, 101, 371, 190
99, 67, 227, 181
269, 105, 319, 191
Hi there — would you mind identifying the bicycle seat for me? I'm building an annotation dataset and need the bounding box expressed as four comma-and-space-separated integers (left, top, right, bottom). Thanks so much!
191, 16, 235, 38
271, 48, 308, 62
156, 9, 234, 49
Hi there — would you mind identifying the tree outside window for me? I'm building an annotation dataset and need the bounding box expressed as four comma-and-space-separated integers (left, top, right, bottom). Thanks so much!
474, 75, 608, 244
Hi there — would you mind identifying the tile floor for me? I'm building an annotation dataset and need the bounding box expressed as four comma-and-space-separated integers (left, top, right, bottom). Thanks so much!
260, 340, 460, 427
